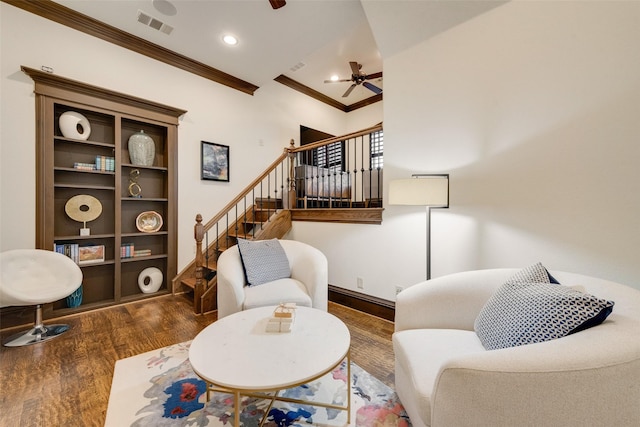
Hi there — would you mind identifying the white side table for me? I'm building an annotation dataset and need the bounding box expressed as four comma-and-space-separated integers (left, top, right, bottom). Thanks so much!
189, 306, 351, 426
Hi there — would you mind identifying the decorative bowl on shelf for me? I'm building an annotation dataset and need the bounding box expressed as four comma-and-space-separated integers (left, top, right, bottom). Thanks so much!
59, 111, 91, 140
136, 211, 163, 233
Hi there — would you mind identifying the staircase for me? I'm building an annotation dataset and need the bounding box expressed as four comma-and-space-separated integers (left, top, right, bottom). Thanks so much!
173, 198, 291, 314
172, 124, 385, 314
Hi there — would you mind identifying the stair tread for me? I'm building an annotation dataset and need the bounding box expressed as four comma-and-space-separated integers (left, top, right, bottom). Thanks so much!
181, 268, 217, 289
226, 231, 253, 238
181, 277, 196, 289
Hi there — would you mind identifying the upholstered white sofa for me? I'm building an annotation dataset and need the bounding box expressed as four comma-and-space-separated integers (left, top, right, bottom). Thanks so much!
394, 268, 640, 427
216, 239, 328, 319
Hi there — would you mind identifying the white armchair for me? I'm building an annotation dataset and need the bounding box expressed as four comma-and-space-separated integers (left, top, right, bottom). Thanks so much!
216, 239, 328, 319
394, 269, 640, 427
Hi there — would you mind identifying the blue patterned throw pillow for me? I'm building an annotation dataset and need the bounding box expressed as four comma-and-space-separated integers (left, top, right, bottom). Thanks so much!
474, 263, 614, 350
506, 262, 557, 285
237, 238, 291, 286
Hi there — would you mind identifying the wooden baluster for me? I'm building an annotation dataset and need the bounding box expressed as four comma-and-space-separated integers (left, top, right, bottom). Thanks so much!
194, 214, 204, 314
287, 139, 296, 209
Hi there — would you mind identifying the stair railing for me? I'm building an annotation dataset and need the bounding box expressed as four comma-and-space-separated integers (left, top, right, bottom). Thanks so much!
192, 148, 293, 310
190, 123, 383, 312
287, 123, 383, 209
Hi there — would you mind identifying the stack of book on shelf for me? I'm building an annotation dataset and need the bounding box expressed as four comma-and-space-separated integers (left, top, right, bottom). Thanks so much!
71, 156, 115, 172
134, 249, 152, 257
121, 243, 151, 258
121, 243, 135, 258
266, 303, 296, 333
54, 243, 79, 263
95, 156, 115, 172
73, 162, 96, 171
55, 243, 105, 265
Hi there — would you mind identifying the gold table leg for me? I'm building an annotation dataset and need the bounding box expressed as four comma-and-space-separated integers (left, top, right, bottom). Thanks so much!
234, 390, 241, 426
199, 352, 351, 426
347, 349, 352, 424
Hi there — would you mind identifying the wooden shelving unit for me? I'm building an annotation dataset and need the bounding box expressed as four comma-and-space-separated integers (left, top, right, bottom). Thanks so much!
22, 66, 187, 319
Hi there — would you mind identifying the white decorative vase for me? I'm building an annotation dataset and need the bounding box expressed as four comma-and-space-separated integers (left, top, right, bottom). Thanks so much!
128, 130, 155, 166
59, 111, 91, 140
138, 267, 163, 293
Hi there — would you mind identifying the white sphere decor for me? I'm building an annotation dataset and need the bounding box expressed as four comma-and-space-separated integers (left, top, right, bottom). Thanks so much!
137, 267, 163, 293
59, 111, 91, 140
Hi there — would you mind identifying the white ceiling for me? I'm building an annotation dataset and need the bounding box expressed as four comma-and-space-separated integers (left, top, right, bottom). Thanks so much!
52, 0, 505, 106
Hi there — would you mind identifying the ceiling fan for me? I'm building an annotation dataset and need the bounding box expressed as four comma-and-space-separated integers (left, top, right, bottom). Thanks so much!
269, 0, 286, 9
325, 61, 383, 98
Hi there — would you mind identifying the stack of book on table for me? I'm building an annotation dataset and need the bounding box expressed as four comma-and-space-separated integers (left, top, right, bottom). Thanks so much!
266, 303, 296, 333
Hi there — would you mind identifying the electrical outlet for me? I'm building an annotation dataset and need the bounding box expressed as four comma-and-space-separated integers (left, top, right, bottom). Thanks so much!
395, 285, 404, 295
357, 277, 364, 289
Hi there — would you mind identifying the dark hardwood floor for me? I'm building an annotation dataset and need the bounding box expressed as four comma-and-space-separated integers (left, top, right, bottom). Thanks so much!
0, 295, 394, 427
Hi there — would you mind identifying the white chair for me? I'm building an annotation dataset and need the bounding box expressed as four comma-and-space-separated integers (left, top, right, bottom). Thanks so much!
1, 249, 83, 347
216, 240, 328, 319
394, 269, 640, 427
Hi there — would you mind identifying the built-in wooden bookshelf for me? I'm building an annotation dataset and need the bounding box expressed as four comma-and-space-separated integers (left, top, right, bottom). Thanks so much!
22, 66, 186, 319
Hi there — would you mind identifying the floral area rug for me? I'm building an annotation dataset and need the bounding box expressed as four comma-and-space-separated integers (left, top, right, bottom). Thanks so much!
106, 340, 411, 426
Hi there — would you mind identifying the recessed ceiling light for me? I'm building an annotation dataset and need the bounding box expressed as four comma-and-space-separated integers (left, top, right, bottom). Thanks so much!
330, 75, 340, 82
152, 0, 177, 16
223, 35, 238, 46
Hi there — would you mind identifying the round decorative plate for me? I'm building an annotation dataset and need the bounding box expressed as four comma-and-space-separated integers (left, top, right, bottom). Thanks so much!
136, 211, 163, 233
65, 194, 102, 223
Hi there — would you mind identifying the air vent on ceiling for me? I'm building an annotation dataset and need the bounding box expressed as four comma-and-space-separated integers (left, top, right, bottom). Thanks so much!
137, 10, 174, 35
290, 62, 306, 72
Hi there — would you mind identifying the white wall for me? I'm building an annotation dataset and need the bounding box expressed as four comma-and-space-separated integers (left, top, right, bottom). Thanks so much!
294, 0, 640, 299
0, 4, 381, 274
383, 1, 640, 288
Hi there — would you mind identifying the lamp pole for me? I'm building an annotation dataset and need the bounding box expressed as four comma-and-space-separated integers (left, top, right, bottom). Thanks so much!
426, 205, 432, 280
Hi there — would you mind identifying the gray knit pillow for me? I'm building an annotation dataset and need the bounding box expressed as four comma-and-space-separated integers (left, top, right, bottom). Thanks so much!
237, 238, 290, 286
474, 263, 614, 350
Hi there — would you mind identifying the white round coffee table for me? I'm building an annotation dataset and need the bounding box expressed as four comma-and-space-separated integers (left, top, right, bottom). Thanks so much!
189, 306, 351, 426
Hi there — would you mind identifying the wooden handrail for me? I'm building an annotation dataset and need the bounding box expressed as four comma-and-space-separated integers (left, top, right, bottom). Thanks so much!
287, 123, 382, 153
201, 124, 383, 234
201, 149, 289, 233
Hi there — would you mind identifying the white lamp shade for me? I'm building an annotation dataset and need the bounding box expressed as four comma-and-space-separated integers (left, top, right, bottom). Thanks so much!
389, 176, 449, 207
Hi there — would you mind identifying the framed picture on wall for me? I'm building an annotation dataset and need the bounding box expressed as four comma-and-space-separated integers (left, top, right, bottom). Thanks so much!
201, 141, 229, 182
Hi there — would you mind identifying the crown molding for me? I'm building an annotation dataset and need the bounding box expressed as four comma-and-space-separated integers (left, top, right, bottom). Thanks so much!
3, 0, 259, 95
21, 65, 187, 122
275, 75, 382, 112
345, 93, 383, 112
274, 75, 347, 111
5, 0, 383, 110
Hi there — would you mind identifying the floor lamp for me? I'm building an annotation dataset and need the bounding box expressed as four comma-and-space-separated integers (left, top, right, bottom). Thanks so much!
389, 174, 449, 280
